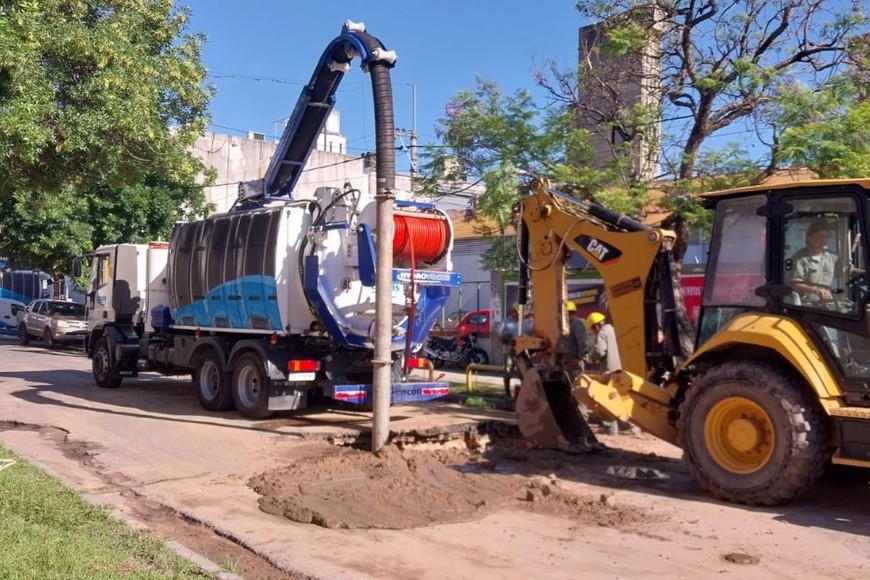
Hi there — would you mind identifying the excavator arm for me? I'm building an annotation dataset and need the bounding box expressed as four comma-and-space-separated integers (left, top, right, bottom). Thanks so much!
513, 177, 685, 448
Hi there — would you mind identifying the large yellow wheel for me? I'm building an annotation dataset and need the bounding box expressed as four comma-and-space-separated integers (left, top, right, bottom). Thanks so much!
704, 397, 775, 474
678, 361, 827, 506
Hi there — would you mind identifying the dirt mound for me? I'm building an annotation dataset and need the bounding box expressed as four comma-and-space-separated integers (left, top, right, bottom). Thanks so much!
249, 443, 657, 530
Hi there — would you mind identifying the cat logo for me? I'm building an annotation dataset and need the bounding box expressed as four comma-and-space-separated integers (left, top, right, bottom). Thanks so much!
587, 238, 610, 261
574, 234, 623, 263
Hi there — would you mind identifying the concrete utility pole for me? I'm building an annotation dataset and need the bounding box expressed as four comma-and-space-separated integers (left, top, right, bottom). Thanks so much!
372, 69, 398, 453
372, 174, 395, 453
395, 82, 418, 183
395, 127, 418, 178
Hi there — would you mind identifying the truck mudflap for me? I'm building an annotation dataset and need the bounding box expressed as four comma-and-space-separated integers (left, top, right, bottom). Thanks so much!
325, 382, 451, 405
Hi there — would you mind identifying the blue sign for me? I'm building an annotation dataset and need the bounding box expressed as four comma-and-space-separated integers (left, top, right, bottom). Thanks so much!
392, 269, 462, 287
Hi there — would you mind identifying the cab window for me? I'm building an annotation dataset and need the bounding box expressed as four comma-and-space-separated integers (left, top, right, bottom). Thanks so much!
781, 196, 865, 315
703, 194, 767, 308
95, 254, 112, 288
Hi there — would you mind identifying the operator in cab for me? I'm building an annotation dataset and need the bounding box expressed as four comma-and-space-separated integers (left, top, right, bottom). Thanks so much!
789, 218, 839, 305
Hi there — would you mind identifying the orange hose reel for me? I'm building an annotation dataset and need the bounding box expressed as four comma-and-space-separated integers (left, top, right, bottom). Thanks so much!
392, 212, 450, 263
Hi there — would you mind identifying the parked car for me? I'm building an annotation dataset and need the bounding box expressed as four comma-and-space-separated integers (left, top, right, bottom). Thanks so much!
18, 299, 87, 348
432, 309, 491, 338
457, 309, 491, 338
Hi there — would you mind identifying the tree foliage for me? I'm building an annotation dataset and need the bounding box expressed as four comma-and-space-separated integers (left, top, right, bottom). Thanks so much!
771, 41, 870, 179
417, 79, 653, 271
0, 0, 213, 275
564, 0, 863, 257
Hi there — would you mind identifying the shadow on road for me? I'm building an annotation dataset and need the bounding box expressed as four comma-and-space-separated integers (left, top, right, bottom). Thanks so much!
5, 343, 85, 357
0, 367, 384, 437
478, 434, 870, 538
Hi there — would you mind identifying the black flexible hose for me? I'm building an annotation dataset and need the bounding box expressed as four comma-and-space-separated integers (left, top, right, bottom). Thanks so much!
518, 221, 530, 307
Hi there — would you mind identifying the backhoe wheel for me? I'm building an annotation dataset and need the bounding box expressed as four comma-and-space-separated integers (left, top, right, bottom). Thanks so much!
92, 337, 122, 389
18, 324, 31, 346
231, 353, 273, 420
677, 361, 827, 506
43, 328, 57, 349
194, 350, 234, 412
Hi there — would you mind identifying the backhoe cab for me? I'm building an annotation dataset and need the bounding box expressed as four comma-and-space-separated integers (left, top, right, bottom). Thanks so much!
513, 177, 870, 505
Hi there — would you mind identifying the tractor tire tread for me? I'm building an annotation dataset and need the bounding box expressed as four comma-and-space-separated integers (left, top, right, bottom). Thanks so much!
677, 360, 827, 506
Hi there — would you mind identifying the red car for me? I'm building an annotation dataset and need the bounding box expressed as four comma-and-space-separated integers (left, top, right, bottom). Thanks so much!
456, 309, 491, 338
432, 309, 491, 338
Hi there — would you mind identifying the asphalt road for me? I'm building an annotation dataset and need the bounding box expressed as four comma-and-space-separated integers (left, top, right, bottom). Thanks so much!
2, 336, 870, 579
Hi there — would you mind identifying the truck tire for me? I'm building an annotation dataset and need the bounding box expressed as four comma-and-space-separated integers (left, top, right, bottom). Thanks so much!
18, 324, 31, 346
195, 350, 234, 412
231, 352, 273, 420
92, 337, 122, 389
677, 360, 827, 505
43, 328, 57, 349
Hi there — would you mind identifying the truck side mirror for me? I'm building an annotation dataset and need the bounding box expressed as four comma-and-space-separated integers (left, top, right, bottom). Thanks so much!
72, 257, 82, 278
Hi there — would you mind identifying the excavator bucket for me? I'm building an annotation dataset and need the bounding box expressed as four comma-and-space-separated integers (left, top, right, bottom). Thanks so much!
515, 367, 598, 450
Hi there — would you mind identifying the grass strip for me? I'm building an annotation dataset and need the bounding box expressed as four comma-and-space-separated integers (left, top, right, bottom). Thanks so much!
0, 445, 210, 579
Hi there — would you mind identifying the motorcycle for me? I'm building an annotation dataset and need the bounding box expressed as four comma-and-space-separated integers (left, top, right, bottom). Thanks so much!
422, 331, 490, 369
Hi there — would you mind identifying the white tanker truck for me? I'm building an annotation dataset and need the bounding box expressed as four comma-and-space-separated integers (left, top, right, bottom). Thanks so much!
81, 22, 458, 419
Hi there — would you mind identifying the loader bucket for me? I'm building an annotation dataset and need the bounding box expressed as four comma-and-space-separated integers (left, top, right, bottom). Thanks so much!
516, 369, 598, 450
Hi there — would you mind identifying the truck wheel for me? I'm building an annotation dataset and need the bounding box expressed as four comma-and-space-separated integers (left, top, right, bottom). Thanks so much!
231, 352, 273, 420
18, 324, 31, 346
677, 360, 827, 505
195, 350, 234, 412
43, 328, 57, 349
92, 337, 122, 389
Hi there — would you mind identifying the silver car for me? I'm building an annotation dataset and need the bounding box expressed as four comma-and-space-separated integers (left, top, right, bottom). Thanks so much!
18, 299, 87, 348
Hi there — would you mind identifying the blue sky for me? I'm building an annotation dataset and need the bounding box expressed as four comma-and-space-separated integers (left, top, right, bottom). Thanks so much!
182, 1, 585, 167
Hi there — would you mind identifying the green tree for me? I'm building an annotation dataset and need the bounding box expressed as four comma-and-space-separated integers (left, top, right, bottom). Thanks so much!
417, 79, 646, 271
568, 0, 865, 259
0, 0, 213, 275
772, 63, 870, 178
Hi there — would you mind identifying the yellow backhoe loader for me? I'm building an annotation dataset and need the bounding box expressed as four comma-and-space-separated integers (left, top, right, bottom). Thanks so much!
512, 176, 870, 505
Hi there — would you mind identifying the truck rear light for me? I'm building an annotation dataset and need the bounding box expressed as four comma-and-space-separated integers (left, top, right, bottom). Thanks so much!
406, 357, 429, 369
288, 360, 318, 372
